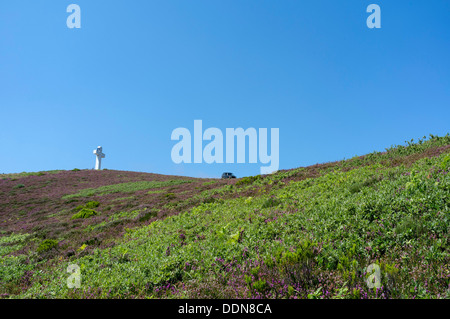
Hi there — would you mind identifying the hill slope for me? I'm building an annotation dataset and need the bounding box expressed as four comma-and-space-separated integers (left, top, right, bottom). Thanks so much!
1, 135, 450, 299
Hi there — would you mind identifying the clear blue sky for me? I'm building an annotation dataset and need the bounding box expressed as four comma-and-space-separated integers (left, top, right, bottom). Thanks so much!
1, 1, 449, 178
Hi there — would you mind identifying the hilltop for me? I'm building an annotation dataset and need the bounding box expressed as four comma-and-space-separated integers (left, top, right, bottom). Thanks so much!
1, 135, 450, 299
0, 170, 232, 258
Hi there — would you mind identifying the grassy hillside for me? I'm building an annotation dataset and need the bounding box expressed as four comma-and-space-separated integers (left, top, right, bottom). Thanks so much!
1, 135, 450, 299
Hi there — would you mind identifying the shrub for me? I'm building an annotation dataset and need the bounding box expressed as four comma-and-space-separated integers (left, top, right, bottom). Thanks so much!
37, 239, 58, 253
72, 168, 81, 172
13, 184, 25, 189
71, 208, 98, 220
74, 201, 100, 212
85, 201, 100, 209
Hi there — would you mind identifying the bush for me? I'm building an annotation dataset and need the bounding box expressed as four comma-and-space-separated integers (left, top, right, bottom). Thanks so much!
37, 239, 58, 253
72, 168, 81, 172
71, 208, 98, 220
85, 201, 100, 209
74, 201, 100, 212
13, 184, 25, 189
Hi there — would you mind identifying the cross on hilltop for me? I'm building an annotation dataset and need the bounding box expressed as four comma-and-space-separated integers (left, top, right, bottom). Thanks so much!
93, 146, 105, 170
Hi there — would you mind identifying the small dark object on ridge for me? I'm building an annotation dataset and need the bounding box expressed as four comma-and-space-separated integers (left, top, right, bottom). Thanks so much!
221, 172, 236, 179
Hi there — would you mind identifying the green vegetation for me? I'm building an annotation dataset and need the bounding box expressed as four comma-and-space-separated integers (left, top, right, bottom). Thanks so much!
2, 134, 450, 299
84, 210, 145, 232
74, 201, 100, 211
84, 201, 100, 209
348, 177, 380, 194
147, 190, 164, 194
62, 180, 192, 199
0, 233, 30, 257
164, 193, 176, 200
236, 175, 261, 186
36, 239, 58, 253
71, 209, 98, 220
0, 170, 62, 180
261, 197, 282, 208
112, 196, 135, 201
202, 181, 218, 186
137, 209, 159, 222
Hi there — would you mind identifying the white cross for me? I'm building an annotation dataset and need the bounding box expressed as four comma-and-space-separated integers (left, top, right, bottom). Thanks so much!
93, 146, 105, 170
